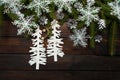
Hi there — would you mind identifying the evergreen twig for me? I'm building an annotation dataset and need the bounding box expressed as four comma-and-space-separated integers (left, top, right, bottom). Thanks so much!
0, 6, 3, 26
89, 22, 95, 48
109, 21, 117, 56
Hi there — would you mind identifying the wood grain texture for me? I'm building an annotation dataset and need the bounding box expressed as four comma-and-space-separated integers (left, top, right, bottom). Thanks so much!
0, 18, 120, 80
0, 71, 120, 80
0, 37, 99, 55
0, 55, 120, 71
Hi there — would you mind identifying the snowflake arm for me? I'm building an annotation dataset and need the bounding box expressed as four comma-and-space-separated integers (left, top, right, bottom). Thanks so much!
27, 0, 51, 16
70, 27, 89, 47
12, 15, 38, 35
94, 35, 102, 43
53, 0, 77, 13
47, 20, 64, 62
39, 16, 48, 26
0, 0, 23, 14
76, 0, 101, 26
108, 0, 120, 20
67, 19, 78, 29
29, 27, 46, 70
0, 0, 4, 6
98, 19, 106, 29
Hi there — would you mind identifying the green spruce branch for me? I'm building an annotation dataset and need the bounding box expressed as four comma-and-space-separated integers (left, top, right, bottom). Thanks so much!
0, 0, 119, 56
89, 22, 95, 48
0, 6, 3, 26
109, 21, 117, 56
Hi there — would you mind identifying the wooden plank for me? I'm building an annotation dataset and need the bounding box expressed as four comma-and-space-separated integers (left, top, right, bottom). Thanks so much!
0, 37, 96, 55
0, 21, 17, 37
0, 37, 120, 55
0, 71, 120, 80
0, 37, 31, 53
0, 54, 120, 71
0, 33, 120, 55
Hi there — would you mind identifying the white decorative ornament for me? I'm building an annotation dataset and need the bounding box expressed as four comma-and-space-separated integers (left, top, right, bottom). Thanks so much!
53, 0, 77, 13
76, 0, 101, 26
1, 0, 38, 35
26, 0, 51, 16
98, 19, 106, 29
0, 0, 23, 14
29, 27, 46, 70
13, 15, 38, 35
95, 35, 103, 43
47, 20, 64, 62
108, 0, 120, 20
0, 0, 108, 70
70, 27, 89, 47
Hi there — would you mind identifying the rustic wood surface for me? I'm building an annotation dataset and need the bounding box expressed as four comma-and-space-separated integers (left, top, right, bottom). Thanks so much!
0, 16, 120, 80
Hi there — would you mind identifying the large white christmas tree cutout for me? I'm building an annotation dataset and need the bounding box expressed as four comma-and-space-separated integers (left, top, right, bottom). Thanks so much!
47, 20, 64, 62
29, 27, 46, 70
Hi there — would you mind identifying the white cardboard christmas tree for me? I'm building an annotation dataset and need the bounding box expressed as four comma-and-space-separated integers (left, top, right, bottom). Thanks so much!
47, 20, 64, 62
29, 27, 46, 70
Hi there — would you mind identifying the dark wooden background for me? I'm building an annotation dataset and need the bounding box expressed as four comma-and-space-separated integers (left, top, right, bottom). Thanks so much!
0, 16, 120, 80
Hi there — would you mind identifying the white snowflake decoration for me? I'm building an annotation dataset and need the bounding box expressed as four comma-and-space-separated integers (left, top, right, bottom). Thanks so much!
29, 27, 46, 70
0, 0, 4, 5
70, 27, 89, 47
108, 0, 120, 20
76, 0, 101, 26
0, 0, 109, 69
53, 0, 77, 13
98, 19, 106, 29
39, 16, 48, 26
47, 20, 64, 62
12, 15, 38, 35
26, 0, 51, 16
95, 35, 103, 43
0, 0, 23, 14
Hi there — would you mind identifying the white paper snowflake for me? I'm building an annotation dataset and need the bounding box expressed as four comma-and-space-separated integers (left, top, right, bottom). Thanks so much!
70, 27, 89, 47
108, 0, 120, 20
0, 0, 4, 6
67, 19, 78, 29
98, 19, 106, 29
26, 0, 51, 16
39, 16, 48, 26
95, 35, 102, 43
76, 0, 101, 26
53, 0, 77, 13
12, 15, 38, 35
47, 20, 64, 62
29, 27, 46, 70
0, 0, 23, 14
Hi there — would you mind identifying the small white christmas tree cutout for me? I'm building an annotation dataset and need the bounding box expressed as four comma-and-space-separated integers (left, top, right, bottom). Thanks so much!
29, 27, 46, 70
47, 20, 64, 62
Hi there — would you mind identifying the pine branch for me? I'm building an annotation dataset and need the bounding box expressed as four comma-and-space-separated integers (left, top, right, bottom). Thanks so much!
109, 21, 117, 56
7, 13, 18, 20
0, 6, 3, 26
89, 22, 95, 48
